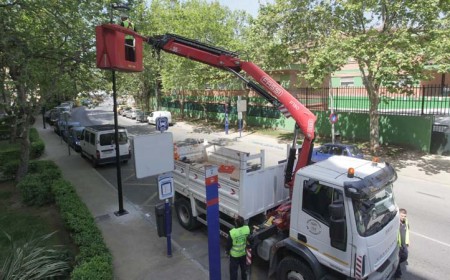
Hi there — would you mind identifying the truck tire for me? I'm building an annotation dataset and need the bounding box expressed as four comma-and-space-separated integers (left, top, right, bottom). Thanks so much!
276, 257, 314, 280
175, 198, 200, 230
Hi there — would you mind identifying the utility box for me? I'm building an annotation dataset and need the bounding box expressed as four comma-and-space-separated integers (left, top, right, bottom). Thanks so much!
95, 23, 144, 72
155, 203, 166, 237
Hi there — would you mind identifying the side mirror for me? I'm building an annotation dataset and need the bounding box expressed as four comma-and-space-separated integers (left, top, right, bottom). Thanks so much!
329, 201, 347, 251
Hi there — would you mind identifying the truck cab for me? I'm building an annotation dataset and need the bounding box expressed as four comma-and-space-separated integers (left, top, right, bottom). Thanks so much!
276, 156, 399, 279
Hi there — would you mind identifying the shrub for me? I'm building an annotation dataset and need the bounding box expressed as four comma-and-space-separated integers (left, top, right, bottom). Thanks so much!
29, 160, 61, 179
29, 128, 40, 143
30, 138, 45, 159
71, 254, 113, 280
17, 174, 54, 206
51, 179, 112, 277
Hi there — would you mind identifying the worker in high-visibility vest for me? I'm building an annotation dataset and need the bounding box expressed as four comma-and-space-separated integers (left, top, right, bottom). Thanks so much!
120, 13, 137, 61
226, 216, 250, 280
394, 208, 410, 279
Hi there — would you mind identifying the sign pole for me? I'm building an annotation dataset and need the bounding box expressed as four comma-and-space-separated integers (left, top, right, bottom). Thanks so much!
165, 198, 172, 257
205, 166, 221, 280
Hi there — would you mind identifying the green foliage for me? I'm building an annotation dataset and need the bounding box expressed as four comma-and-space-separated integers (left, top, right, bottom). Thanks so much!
30, 139, 45, 159
0, 160, 19, 180
17, 174, 54, 206
71, 255, 113, 280
0, 144, 20, 167
28, 160, 61, 178
16, 160, 62, 206
1, 232, 71, 280
253, 0, 449, 151
51, 179, 112, 277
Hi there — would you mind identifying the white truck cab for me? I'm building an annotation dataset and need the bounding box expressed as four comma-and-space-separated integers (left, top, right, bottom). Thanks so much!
271, 156, 399, 280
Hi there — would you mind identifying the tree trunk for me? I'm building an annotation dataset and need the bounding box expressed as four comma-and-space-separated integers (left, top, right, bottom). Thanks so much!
16, 114, 30, 182
9, 65, 31, 182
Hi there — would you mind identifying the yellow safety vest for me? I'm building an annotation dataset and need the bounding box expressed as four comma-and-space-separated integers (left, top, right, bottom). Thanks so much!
122, 20, 135, 40
230, 225, 250, 258
398, 219, 410, 247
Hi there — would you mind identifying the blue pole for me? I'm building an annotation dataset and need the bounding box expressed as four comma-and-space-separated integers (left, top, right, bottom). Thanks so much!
165, 199, 172, 257
205, 166, 221, 280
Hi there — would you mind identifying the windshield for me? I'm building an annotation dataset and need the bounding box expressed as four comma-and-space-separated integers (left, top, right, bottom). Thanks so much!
348, 146, 362, 156
353, 184, 397, 236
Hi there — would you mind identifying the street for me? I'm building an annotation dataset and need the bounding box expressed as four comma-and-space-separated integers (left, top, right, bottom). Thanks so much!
68, 101, 450, 280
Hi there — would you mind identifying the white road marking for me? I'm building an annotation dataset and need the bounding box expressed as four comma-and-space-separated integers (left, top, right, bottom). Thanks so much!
411, 231, 450, 248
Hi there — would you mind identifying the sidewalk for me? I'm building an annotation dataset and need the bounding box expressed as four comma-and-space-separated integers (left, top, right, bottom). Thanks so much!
34, 117, 209, 280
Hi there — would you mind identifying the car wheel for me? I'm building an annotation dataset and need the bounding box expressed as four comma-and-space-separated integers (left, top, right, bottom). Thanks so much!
80, 150, 86, 158
175, 198, 200, 231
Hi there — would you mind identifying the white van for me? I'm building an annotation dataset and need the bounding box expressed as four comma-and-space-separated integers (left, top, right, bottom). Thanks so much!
147, 111, 172, 126
80, 125, 131, 167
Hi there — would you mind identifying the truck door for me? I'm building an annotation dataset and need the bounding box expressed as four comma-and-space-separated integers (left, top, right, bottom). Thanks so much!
295, 181, 353, 276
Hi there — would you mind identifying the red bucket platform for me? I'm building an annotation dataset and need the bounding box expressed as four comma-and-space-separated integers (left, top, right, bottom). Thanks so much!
96, 24, 146, 72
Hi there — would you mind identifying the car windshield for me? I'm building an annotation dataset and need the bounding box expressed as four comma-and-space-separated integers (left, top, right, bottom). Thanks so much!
348, 146, 362, 156
353, 184, 397, 237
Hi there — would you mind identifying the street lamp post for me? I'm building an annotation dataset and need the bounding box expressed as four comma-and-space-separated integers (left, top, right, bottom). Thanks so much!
110, 2, 129, 217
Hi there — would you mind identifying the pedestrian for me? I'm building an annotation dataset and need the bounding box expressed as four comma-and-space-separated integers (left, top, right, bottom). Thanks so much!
226, 216, 250, 280
394, 208, 410, 279
119, 13, 137, 61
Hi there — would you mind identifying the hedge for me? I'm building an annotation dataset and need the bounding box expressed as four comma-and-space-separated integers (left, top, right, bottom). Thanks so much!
51, 178, 113, 278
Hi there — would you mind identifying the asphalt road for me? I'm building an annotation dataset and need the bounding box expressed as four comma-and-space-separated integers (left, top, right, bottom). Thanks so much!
69, 101, 450, 280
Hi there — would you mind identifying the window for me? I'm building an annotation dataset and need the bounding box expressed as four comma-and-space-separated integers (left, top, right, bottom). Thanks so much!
89, 132, 95, 145
340, 77, 355, 87
302, 180, 344, 226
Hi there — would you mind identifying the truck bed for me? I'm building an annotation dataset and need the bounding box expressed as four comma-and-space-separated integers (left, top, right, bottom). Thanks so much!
173, 140, 289, 220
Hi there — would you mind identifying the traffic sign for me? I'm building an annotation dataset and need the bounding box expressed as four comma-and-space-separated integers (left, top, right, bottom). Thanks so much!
156, 116, 169, 132
329, 113, 338, 124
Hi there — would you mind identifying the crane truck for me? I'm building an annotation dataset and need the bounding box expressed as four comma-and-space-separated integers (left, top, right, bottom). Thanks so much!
96, 24, 398, 279
145, 33, 399, 280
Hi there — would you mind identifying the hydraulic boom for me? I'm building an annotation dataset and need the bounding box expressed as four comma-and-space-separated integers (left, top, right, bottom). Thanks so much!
148, 34, 317, 190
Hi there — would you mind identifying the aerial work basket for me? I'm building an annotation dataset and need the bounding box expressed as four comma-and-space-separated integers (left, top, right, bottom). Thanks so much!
95, 24, 146, 72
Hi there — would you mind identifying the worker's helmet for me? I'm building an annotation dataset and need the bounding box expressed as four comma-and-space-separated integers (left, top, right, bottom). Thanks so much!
120, 13, 128, 19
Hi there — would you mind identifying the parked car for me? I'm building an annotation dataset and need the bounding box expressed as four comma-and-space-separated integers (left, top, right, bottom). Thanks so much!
147, 111, 172, 126
55, 120, 81, 139
129, 108, 139, 119
311, 143, 364, 163
119, 106, 131, 116
135, 110, 148, 122
67, 126, 85, 152
122, 109, 132, 118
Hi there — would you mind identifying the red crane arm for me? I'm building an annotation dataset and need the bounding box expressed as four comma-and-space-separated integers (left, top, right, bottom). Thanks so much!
148, 34, 316, 176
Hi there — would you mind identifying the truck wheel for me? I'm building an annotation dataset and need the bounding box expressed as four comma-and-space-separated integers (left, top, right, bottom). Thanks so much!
276, 257, 314, 280
175, 198, 199, 230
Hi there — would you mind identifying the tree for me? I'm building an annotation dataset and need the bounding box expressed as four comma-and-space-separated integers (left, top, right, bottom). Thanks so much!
144, 0, 253, 119
252, 0, 450, 153
0, 0, 107, 180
